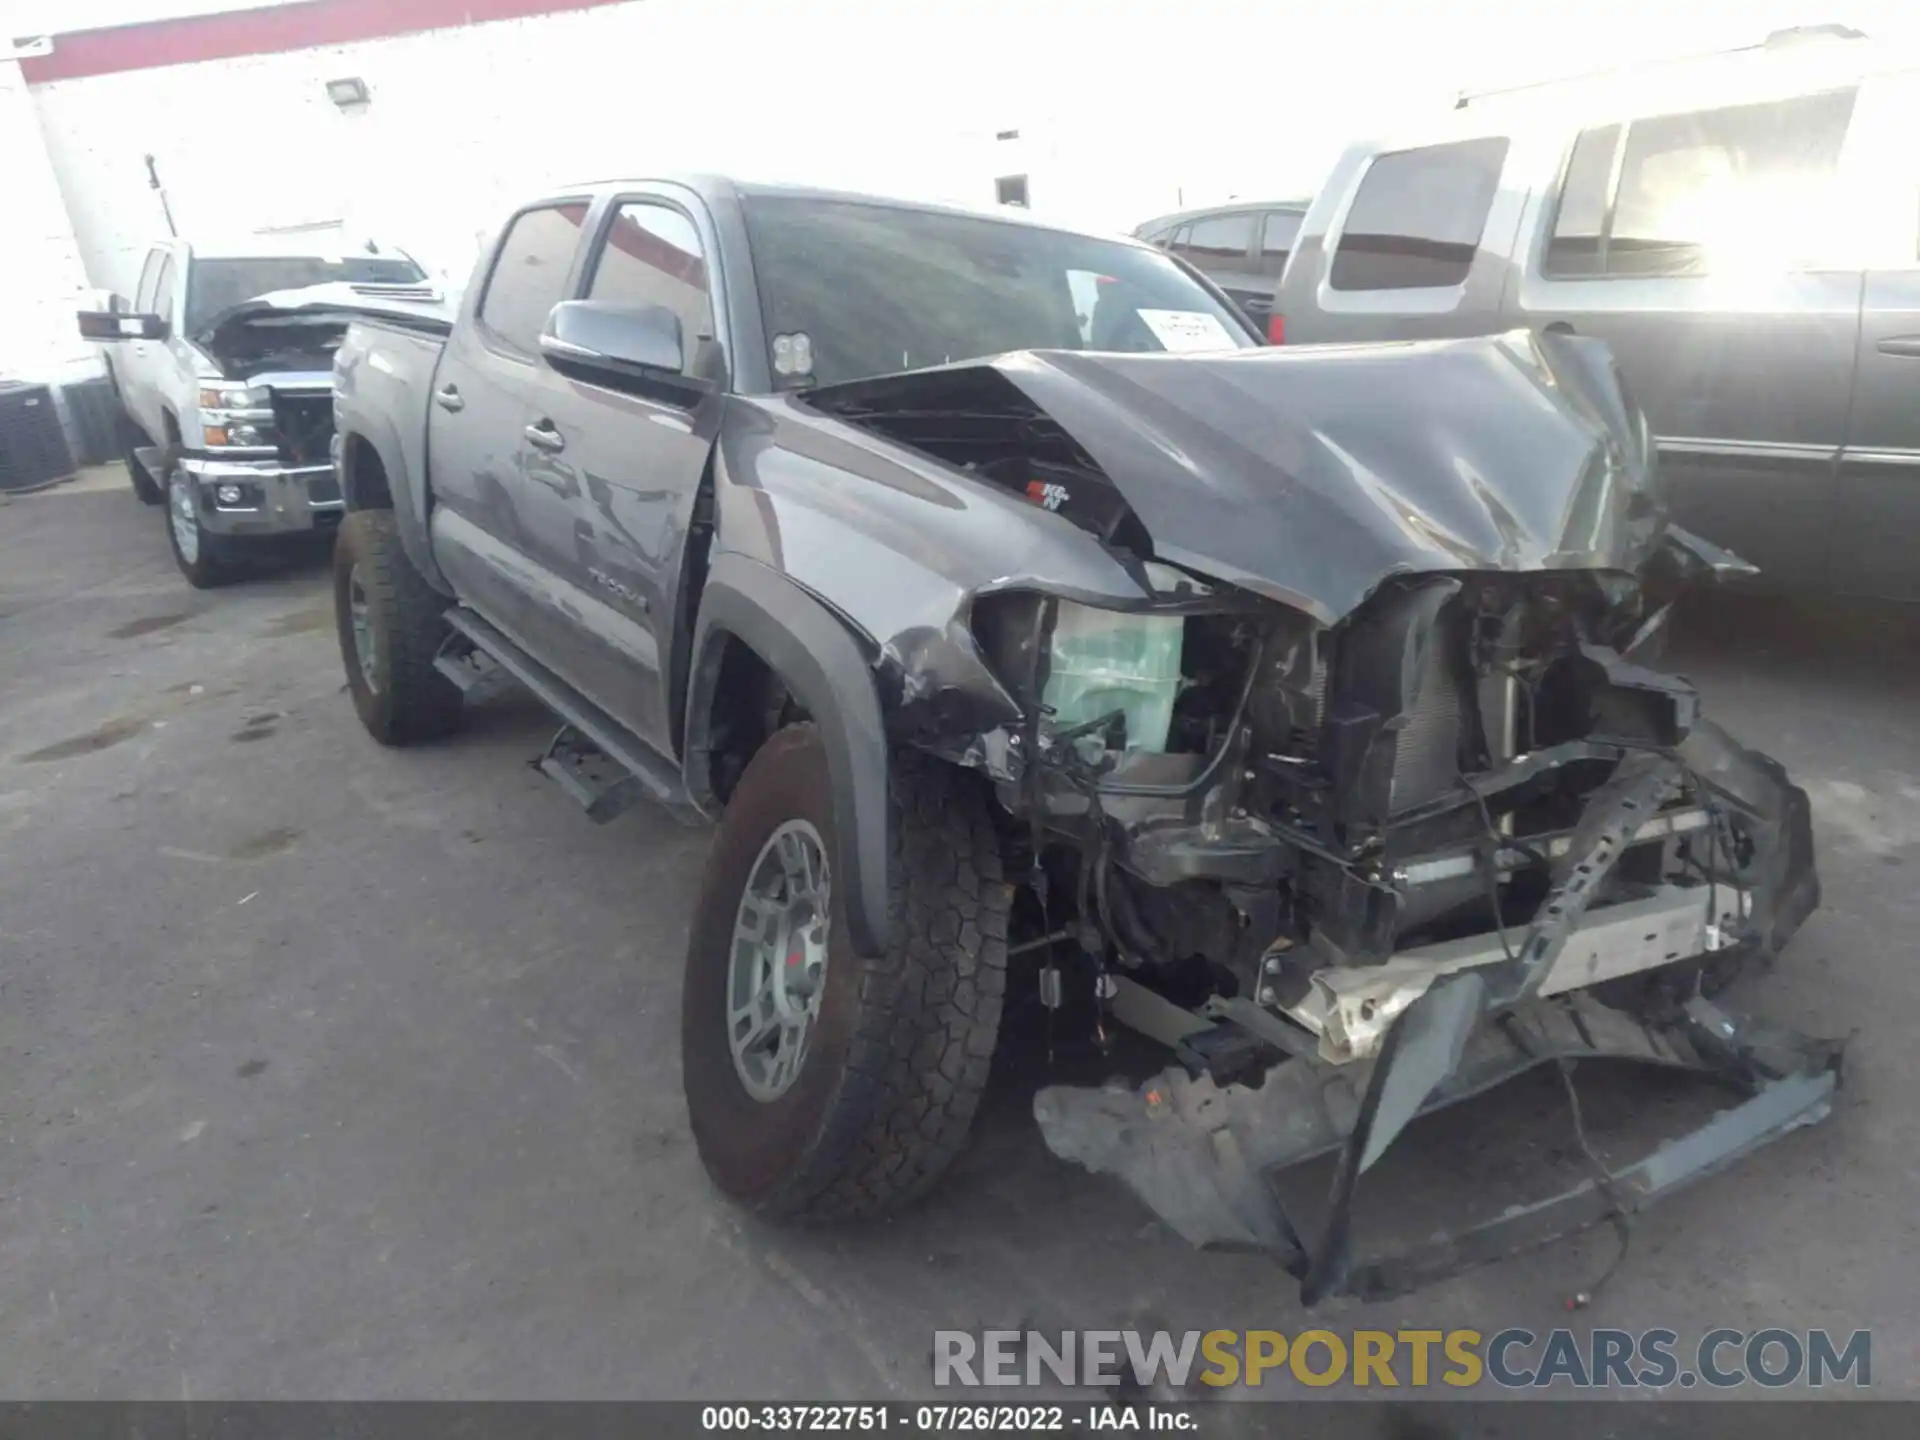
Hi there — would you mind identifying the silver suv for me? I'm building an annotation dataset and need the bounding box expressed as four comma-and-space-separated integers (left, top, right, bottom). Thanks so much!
1275, 26, 1920, 599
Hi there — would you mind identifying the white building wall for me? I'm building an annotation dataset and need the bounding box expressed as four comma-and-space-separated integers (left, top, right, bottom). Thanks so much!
26, 0, 1469, 303
28, 0, 1028, 298
33, 0, 1906, 316
0, 55, 101, 381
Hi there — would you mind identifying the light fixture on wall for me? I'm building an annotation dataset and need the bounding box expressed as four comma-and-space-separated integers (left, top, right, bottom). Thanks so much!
324, 77, 370, 111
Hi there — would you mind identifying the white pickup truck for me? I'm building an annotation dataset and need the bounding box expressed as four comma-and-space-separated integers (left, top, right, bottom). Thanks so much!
78, 233, 444, 587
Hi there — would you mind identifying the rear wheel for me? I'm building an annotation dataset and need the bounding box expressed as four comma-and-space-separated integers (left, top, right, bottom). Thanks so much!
682, 726, 1008, 1219
333, 509, 463, 744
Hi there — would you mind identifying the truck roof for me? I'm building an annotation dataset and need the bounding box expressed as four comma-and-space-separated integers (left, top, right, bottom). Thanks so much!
543, 173, 1156, 244
1133, 198, 1313, 236
154, 232, 412, 262
1448, 24, 1915, 130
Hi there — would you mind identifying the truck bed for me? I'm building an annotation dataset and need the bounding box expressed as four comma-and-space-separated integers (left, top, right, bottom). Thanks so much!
332, 316, 448, 518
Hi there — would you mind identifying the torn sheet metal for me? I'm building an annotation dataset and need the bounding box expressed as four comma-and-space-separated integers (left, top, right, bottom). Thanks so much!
1033, 989, 1842, 1305
196, 282, 451, 351
727, 328, 1697, 755
1291, 884, 1752, 1062
197, 283, 453, 378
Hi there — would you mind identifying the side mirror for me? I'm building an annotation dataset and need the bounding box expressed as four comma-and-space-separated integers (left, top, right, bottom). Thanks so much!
540, 301, 690, 386
78, 307, 166, 342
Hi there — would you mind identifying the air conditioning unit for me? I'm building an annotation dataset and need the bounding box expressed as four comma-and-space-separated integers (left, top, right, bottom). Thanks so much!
54, 375, 120, 468
0, 382, 76, 494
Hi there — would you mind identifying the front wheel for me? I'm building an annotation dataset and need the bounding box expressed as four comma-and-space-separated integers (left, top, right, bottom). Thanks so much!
682, 726, 1009, 1219
333, 509, 464, 745
164, 466, 237, 588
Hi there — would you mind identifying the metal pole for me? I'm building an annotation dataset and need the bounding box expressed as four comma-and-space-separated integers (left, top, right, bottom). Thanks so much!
143, 154, 177, 237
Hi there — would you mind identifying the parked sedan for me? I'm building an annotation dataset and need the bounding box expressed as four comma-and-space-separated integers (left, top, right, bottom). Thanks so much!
1135, 200, 1310, 337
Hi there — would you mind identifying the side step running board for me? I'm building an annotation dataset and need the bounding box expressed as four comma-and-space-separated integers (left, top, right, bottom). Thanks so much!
439, 607, 701, 826
537, 725, 646, 823
432, 640, 512, 701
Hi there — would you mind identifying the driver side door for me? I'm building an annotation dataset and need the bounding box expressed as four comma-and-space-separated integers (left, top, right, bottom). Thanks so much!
520, 194, 727, 756
425, 199, 592, 656
121, 249, 172, 443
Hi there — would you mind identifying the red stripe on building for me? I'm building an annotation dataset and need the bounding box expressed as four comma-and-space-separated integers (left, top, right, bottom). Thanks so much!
18, 0, 634, 85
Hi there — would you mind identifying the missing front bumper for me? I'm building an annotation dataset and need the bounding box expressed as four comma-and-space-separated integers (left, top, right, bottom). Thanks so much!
1033, 989, 1841, 1305
1036, 692, 1827, 1303
1291, 881, 1749, 1064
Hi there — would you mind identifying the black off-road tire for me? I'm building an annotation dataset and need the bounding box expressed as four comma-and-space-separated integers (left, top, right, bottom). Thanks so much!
333, 509, 464, 745
682, 725, 1009, 1219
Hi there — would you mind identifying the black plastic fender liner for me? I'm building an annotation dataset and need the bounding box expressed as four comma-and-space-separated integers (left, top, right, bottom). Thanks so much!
1032, 988, 1842, 1305
338, 417, 452, 598
685, 551, 894, 959
1679, 718, 1821, 959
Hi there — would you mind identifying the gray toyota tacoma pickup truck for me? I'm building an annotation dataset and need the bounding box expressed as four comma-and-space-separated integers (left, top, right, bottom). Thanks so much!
330, 177, 1838, 1303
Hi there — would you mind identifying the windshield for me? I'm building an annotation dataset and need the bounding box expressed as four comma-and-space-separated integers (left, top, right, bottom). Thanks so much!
742, 197, 1257, 388
186, 255, 427, 332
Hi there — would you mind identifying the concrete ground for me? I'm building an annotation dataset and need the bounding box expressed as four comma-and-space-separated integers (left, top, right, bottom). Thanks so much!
2, 471, 1917, 1407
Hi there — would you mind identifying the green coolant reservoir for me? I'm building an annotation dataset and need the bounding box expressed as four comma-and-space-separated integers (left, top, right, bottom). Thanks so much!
1041, 564, 1196, 753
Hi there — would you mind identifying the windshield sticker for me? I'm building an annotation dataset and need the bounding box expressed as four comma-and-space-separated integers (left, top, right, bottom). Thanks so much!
1137, 309, 1237, 353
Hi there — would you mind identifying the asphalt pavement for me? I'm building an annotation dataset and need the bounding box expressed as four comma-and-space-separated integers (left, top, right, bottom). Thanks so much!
2, 473, 1916, 1408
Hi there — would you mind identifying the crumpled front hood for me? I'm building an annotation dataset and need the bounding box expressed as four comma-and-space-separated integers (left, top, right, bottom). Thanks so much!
194, 281, 450, 352
812, 329, 1666, 625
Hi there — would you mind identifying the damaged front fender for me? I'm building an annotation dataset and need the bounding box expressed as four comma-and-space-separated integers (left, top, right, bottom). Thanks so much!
684, 552, 897, 958
711, 392, 1156, 746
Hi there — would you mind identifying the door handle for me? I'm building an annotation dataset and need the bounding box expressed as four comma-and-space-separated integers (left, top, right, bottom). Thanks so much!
1876, 335, 1920, 359
434, 385, 464, 412
524, 420, 565, 453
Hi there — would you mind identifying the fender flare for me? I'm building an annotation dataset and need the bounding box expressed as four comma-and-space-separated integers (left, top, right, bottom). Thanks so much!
685, 553, 893, 959
337, 416, 452, 596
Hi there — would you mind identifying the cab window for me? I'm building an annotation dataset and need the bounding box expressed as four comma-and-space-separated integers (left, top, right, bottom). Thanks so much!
151, 255, 178, 326
1258, 210, 1303, 277
1547, 89, 1857, 278
1544, 124, 1620, 276
476, 202, 590, 356
134, 250, 165, 312
1330, 137, 1509, 291
1180, 212, 1255, 264
584, 202, 715, 371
